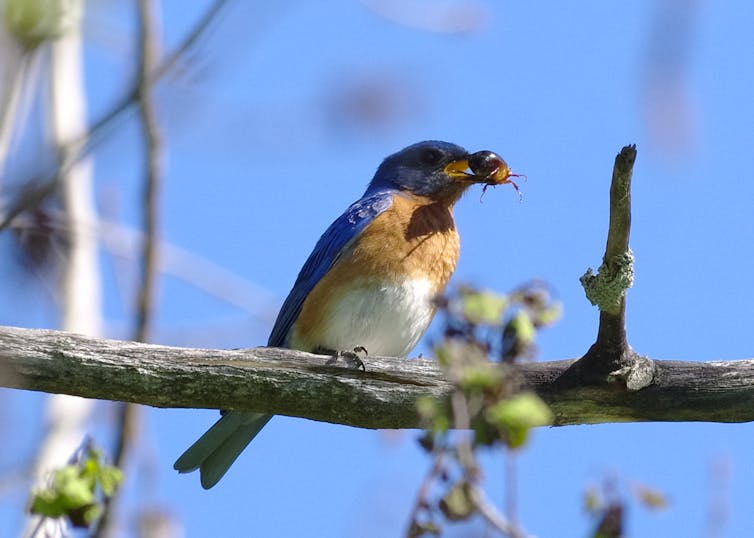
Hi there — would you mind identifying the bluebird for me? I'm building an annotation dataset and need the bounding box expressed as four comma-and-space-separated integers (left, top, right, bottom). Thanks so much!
174, 141, 513, 488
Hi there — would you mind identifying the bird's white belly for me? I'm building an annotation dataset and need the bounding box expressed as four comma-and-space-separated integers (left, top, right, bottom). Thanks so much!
317, 278, 436, 358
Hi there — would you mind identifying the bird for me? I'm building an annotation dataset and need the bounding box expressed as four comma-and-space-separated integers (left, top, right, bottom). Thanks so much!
174, 140, 515, 489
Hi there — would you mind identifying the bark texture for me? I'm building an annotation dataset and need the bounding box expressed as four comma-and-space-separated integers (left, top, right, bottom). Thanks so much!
2, 325, 753, 428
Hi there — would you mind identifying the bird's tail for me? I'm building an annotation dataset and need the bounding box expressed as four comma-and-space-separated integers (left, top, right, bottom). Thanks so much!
174, 411, 272, 489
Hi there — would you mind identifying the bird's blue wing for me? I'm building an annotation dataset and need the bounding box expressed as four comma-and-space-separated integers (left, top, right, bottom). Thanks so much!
267, 190, 395, 347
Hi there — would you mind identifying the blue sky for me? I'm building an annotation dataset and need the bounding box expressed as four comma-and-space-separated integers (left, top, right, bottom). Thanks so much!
2, 1, 754, 536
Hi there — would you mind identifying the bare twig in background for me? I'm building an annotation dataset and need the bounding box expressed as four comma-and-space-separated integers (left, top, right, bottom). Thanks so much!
642, 0, 699, 158
703, 458, 730, 538
133, 0, 163, 345
470, 487, 526, 538
405, 449, 445, 537
451, 391, 527, 538
361, 0, 486, 34
0, 0, 230, 234
94, 0, 164, 535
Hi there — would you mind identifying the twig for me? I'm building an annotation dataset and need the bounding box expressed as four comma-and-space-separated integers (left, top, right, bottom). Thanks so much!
93, 0, 163, 535
595, 145, 636, 347
603, 147, 635, 281
505, 451, 518, 532
702, 458, 729, 538
570, 146, 645, 384
405, 449, 446, 537
133, 0, 162, 345
469, 486, 529, 538
450, 389, 528, 537
450, 391, 475, 472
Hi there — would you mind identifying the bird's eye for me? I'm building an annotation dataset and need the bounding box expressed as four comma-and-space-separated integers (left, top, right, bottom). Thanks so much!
419, 148, 443, 166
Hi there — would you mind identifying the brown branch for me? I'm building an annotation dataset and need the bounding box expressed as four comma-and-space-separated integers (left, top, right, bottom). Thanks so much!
2, 325, 754, 427
94, 1, 164, 535
597, 144, 635, 344
574, 145, 644, 385
133, 0, 162, 344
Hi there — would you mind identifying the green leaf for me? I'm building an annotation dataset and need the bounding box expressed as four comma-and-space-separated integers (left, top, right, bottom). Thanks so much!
583, 487, 604, 514
82, 504, 103, 526
460, 290, 508, 325
55, 466, 95, 508
29, 489, 67, 518
98, 466, 123, 497
27, 442, 123, 529
432, 413, 450, 434
439, 481, 475, 521
505, 311, 536, 346
533, 301, 563, 327
408, 520, 442, 537
28, 465, 94, 519
632, 484, 668, 510
486, 392, 553, 448
3, 0, 77, 49
434, 344, 455, 368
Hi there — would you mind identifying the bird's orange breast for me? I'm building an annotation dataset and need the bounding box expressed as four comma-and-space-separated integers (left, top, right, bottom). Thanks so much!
290, 193, 460, 352
343, 193, 460, 287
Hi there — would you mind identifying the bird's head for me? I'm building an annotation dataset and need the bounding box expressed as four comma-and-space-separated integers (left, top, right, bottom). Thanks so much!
366, 140, 516, 203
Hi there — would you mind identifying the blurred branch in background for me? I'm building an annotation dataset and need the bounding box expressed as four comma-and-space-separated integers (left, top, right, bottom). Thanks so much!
133, 0, 163, 345
93, 0, 164, 535
703, 457, 730, 538
0, 0, 231, 233
361, 0, 487, 34
641, 0, 700, 160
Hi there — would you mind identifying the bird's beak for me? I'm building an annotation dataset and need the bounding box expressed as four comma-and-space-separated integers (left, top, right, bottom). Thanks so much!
443, 158, 474, 180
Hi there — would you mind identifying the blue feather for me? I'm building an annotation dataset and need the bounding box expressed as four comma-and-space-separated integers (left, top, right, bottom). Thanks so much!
267, 190, 395, 347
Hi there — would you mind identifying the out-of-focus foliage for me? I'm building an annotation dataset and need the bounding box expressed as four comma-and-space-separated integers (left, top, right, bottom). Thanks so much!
409, 283, 560, 537
585, 479, 669, 538
3, 0, 80, 50
28, 443, 123, 529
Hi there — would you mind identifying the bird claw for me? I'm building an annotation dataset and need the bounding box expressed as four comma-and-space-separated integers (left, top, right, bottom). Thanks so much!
324, 346, 368, 371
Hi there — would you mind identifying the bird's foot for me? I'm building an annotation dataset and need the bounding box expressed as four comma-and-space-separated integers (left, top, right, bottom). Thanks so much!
323, 346, 368, 372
